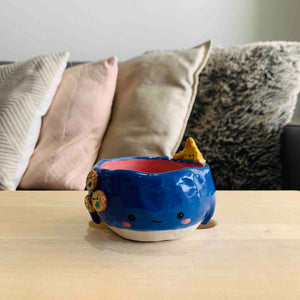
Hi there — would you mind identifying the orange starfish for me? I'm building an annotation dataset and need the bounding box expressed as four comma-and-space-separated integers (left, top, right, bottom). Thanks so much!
173, 137, 206, 165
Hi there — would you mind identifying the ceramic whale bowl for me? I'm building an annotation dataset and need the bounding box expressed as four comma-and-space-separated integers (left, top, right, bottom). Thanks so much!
84, 156, 216, 242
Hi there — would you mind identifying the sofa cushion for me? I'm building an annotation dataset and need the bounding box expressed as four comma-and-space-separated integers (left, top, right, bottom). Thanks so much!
19, 57, 118, 190
182, 41, 300, 189
98, 41, 212, 160
0, 52, 69, 190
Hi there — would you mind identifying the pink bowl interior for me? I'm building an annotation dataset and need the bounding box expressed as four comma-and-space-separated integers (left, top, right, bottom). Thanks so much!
101, 159, 203, 174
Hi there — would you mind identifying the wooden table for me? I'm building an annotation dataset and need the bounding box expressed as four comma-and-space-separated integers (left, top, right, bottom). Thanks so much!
0, 191, 299, 299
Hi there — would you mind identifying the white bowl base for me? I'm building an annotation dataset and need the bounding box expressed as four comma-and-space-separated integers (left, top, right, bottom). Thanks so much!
106, 222, 201, 242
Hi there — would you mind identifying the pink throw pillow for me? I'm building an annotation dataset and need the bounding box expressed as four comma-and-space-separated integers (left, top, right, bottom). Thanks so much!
19, 57, 118, 190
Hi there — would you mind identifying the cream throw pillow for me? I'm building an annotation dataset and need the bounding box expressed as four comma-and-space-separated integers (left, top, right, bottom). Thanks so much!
98, 41, 212, 160
0, 52, 69, 190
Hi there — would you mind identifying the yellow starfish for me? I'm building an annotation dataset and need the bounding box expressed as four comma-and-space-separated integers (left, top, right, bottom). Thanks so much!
173, 137, 206, 165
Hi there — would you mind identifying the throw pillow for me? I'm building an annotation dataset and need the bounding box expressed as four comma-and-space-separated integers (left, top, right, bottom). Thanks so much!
0, 52, 69, 190
182, 41, 300, 189
19, 57, 118, 190
98, 41, 212, 160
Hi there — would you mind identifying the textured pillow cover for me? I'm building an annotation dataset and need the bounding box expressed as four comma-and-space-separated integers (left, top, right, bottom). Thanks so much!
182, 41, 300, 190
98, 41, 212, 160
19, 57, 118, 190
0, 52, 69, 190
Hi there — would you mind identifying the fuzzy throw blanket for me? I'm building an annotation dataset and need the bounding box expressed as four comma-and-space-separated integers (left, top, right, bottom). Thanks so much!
182, 41, 300, 189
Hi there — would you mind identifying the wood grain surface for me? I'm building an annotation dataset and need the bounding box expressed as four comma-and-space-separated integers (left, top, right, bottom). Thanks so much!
0, 191, 299, 299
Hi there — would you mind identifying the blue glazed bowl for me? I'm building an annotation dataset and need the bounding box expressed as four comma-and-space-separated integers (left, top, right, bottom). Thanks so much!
85, 156, 216, 241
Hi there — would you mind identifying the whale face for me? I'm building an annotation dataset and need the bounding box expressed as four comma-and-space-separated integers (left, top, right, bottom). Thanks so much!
99, 191, 215, 232
87, 157, 216, 241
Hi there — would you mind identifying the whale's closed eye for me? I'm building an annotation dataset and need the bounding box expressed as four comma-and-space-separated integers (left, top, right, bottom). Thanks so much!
128, 214, 135, 221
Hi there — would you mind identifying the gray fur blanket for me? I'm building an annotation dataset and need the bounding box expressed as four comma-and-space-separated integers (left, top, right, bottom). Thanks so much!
182, 41, 300, 190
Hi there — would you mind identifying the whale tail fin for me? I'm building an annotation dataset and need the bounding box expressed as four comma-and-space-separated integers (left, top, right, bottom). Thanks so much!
201, 201, 215, 225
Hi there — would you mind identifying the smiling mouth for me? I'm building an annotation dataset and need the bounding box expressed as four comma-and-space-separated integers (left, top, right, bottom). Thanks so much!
152, 220, 162, 223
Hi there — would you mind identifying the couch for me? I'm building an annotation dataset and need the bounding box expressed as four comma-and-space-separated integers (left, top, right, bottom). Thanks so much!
0, 41, 299, 191
282, 122, 300, 189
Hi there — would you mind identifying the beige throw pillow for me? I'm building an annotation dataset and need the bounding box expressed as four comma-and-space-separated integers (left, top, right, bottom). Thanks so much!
98, 41, 212, 160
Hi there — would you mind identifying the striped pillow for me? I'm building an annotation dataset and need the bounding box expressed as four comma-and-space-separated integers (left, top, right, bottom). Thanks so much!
0, 52, 69, 190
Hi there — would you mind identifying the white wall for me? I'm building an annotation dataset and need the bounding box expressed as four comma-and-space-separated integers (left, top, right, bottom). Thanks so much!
1, 0, 300, 118
1, 0, 299, 61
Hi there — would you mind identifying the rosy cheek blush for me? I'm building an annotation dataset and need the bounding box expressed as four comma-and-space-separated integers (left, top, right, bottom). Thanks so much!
122, 221, 131, 228
181, 218, 191, 225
